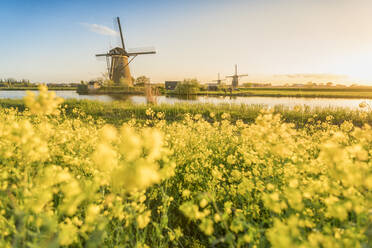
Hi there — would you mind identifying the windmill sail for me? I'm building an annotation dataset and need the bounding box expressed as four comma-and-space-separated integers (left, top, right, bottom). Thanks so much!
116, 17, 126, 51
127, 47, 156, 56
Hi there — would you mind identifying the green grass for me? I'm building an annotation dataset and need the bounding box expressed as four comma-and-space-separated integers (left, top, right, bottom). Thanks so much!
0, 99, 370, 128
236, 87, 372, 92
167, 87, 372, 98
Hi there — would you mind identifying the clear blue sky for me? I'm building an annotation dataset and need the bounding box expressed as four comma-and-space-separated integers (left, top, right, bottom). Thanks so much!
1, 0, 372, 85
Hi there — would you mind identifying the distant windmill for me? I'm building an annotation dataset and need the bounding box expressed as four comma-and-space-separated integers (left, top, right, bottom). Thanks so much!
226, 64, 248, 88
212, 73, 225, 85
96, 17, 156, 86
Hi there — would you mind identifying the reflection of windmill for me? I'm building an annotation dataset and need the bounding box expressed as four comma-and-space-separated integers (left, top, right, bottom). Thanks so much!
96, 17, 156, 86
212, 73, 225, 85
226, 64, 248, 88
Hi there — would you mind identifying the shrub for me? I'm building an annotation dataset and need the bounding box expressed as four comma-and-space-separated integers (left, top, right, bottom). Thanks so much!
175, 78, 200, 95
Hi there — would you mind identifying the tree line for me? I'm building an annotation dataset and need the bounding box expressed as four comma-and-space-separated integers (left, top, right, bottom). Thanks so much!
0, 78, 32, 86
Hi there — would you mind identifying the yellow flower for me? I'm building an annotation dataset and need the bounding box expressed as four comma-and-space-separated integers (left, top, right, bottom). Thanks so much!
199, 218, 214, 236
199, 198, 208, 208
137, 210, 151, 229
24, 84, 63, 115
182, 189, 191, 198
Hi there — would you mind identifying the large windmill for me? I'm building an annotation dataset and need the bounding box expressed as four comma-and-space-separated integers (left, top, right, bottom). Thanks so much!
226, 64, 248, 88
96, 17, 156, 86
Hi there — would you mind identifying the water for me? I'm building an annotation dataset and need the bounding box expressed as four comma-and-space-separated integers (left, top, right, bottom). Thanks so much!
0, 90, 370, 110
0, 90, 114, 102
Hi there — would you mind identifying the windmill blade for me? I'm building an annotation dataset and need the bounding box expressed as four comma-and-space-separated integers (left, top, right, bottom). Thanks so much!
238, 74, 248, 77
96, 55, 107, 62
116, 17, 126, 51
105, 56, 111, 79
96, 53, 109, 57
94, 53, 111, 78
127, 47, 156, 56
127, 51, 156, 56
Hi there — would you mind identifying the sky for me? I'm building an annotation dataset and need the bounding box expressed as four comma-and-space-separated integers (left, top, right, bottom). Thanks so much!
1, 0, 372, 85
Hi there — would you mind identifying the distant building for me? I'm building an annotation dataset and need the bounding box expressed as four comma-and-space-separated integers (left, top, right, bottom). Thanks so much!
207, 84, 219, 91
165, 81, 180, 90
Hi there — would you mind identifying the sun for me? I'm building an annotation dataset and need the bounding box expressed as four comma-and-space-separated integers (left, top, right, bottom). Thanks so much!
340, 51, 372, 83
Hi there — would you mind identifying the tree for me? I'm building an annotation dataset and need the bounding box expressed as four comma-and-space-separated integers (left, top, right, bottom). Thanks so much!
103, 79, 114, 86
175, 78, 200, 95
135, 76, 150, 86
306, 82, 315, 87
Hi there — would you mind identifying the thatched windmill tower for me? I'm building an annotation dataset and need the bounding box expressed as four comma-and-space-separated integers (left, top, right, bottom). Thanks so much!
96, 17, 156, 86
226, 64, 248, 88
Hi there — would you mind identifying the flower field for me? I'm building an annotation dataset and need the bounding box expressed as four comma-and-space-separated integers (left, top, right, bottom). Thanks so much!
0, 86, 371, 247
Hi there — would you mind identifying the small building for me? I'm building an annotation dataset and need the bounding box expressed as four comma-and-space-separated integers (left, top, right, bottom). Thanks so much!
165, 81, 180, 90
207, 84, 219, 91
87, 81, 101, 90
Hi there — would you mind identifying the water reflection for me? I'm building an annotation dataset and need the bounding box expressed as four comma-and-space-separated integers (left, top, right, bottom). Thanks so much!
0, 90, 370, 110
170, 95, 198, 100
102, 94, 133, 101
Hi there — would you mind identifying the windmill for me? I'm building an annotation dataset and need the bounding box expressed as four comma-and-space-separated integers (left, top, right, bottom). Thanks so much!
96, 17, 156, 86
212, 73, 225, 85
226, 64, 247, 88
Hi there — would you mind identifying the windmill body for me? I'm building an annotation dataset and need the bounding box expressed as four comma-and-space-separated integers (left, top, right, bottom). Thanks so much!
107, 48, 132, 85
96, 17, 155, 86
111, 55, 132, 85
226, 64, 248, 88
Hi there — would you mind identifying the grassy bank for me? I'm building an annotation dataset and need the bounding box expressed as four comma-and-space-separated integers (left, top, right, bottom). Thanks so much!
166, 87, 372, 99
0, 98, 370, 127
77, 85, 145, 94
76, 85, 372, 99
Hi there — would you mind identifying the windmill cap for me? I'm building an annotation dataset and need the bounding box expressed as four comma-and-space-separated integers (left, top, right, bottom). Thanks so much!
109, 47, 126, 55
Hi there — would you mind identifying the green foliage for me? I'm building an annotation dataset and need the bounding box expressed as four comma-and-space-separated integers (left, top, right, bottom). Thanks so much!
103, 79, 114, 86
119, 77, 132, 87
3, 99, 372, 128
135, 76, 150, 86
0, 78, 31, 87
175, 78, 200, 95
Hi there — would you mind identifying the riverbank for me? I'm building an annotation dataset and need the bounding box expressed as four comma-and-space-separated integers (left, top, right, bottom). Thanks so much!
73, 83, 372, 99
77, 85, 145, 94
80, 86, 372, 99
167, 87, 372, 99
0, 98, 370, 127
